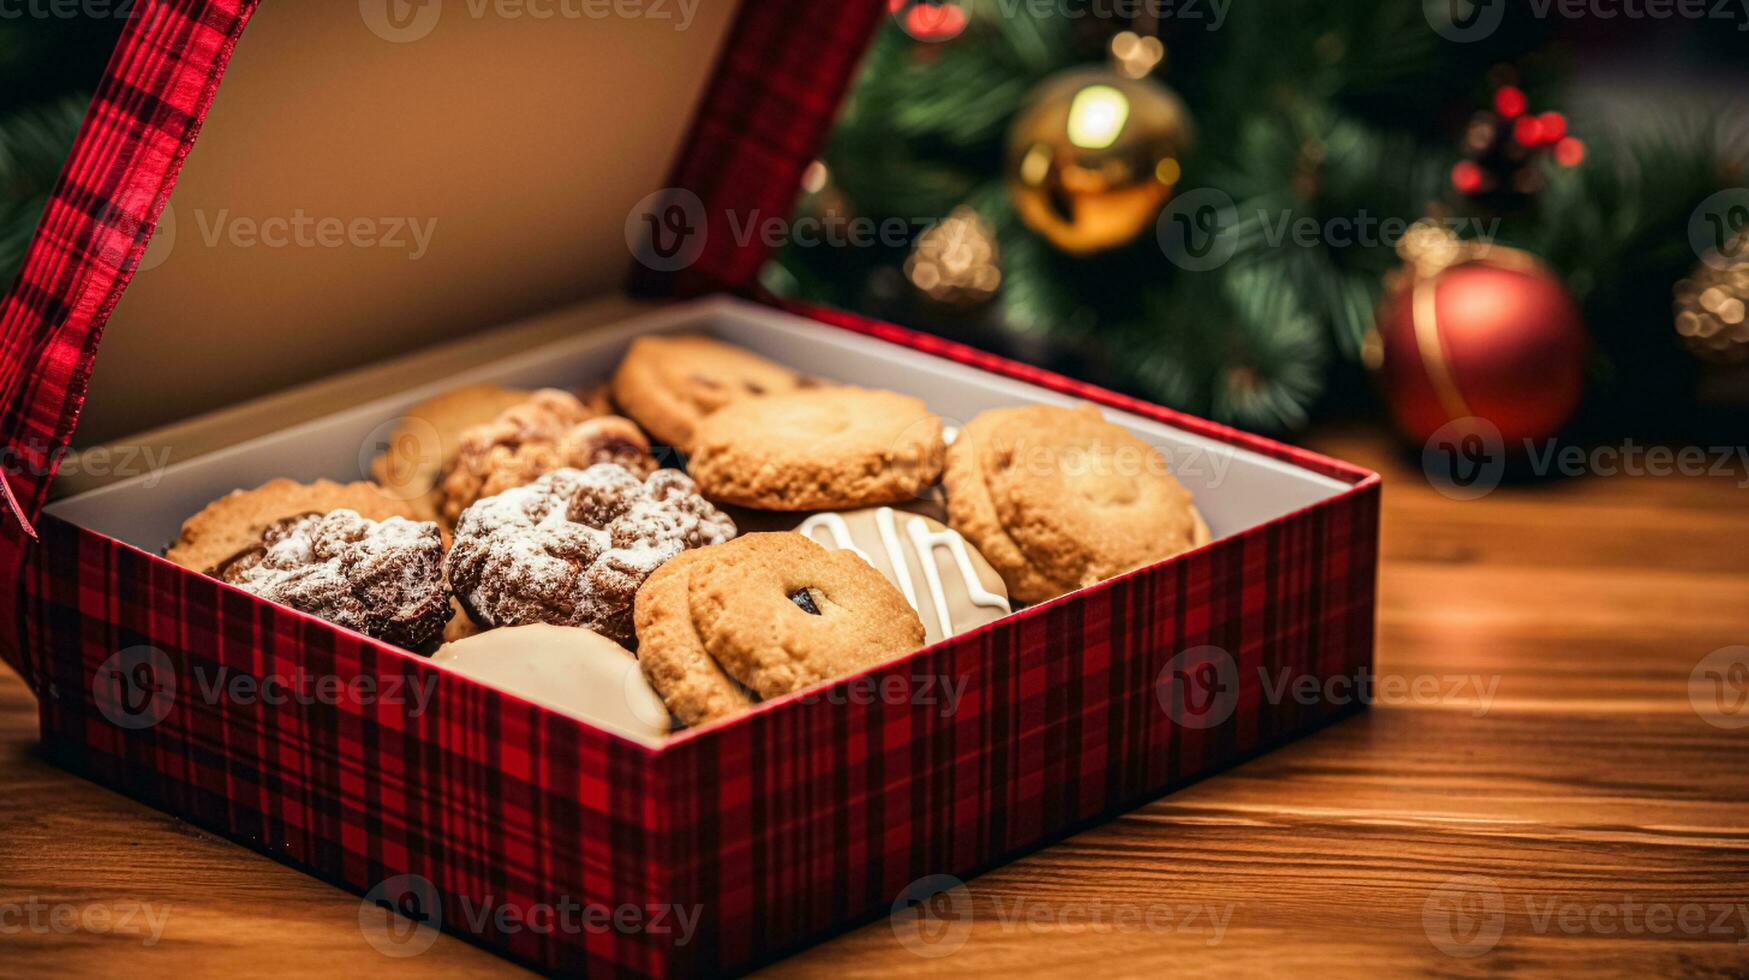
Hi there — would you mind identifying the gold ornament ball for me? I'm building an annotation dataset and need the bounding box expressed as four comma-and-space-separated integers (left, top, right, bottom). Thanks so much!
1005, 66, 1193, 255
1674, 231, 1749, 364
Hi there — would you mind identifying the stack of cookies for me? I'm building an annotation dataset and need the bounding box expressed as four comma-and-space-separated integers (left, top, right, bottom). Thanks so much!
165, 334, 1209, 734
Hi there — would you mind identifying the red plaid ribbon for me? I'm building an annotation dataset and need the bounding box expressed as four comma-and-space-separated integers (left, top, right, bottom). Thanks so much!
0, 0, 257, 679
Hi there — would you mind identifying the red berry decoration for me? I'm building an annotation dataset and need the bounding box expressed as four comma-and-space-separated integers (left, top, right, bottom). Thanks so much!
1374, 223, 1587, 446
1455, 78, 1584, 212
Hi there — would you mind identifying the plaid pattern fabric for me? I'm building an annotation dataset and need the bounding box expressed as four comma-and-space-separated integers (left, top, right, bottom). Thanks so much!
4, 2, 1380, 976
0, 0, 258, 683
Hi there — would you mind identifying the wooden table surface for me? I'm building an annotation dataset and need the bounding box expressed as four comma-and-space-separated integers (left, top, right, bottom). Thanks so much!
4, 425, 1747, 977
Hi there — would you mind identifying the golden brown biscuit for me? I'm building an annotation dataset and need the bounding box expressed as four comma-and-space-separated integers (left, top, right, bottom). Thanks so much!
686, 533, 926, 700
942, 418, 1066, 603
578, 382, 617, 417
371, 384, 533, 503
166, 478, 427, 573
435, 389, 656, 525
686, 387, 944, 511
610, 335, 803, 452
633, 549, 756, 727
945, 404, 1209, 603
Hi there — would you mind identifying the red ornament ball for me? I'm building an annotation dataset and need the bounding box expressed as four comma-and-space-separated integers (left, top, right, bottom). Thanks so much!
1376, 257, 1587, 446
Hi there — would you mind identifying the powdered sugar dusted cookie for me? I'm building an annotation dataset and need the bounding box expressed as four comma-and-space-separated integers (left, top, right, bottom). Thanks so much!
797, 507, 1011, 645
445, 464, 736, 646
217, 510, 451, 650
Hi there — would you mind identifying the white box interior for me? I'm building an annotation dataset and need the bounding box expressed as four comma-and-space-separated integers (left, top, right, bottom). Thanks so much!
48, 296, 1351, 556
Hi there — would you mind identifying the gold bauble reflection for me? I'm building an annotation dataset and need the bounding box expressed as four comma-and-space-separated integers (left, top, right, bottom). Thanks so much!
1005, 67, 1193, 255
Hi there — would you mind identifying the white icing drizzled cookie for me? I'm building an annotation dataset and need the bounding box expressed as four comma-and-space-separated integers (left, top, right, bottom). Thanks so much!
797, 506, 1012, 645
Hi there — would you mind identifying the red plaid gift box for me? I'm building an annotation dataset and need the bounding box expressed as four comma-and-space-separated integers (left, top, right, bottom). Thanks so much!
0, 2, 1379, 975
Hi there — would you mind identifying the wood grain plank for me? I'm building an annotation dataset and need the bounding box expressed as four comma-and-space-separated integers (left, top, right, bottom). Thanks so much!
767, 709, 1749, 978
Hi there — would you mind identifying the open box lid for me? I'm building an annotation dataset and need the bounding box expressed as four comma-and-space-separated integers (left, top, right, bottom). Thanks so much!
0, 0, 887, 543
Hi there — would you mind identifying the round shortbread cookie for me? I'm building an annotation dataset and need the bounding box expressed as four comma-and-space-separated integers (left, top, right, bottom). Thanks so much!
371, 383, 533, 504
685, 533, 925, 700
686, 387, 944, 511
942, 417, 1070, 603
947, 404, 1208, 602
633, 548, 756, 727
610, 335, 802, 453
